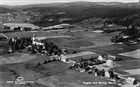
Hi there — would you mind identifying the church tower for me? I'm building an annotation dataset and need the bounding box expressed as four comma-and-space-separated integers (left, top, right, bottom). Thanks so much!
32, 34, 36, 41
32, 34, 36, 44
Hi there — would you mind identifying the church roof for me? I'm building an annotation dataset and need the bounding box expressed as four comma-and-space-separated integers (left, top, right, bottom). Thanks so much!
34, 39, 42, 43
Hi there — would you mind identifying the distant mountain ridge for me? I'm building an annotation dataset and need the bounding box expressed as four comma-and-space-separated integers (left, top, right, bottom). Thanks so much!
1, 1, 139, 9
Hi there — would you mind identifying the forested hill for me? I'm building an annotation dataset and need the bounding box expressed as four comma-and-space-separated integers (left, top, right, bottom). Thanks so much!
0, 7, 14, 13
1, 1, 139, 27
20, 2, 139, 27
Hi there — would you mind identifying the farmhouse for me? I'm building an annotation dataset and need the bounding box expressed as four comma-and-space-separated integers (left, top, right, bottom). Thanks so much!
121, 77, 140, 87
106, 59, 116, 67
122, 36, 130, 39
60, 54, 68, 62
97, 55, 106, 62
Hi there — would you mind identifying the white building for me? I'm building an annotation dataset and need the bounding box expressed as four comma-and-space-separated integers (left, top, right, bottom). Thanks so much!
106, 59, 116, 67
125, 77, 136, 85
33, 39, 44, 45
32, 34, 44, 45
59, 54, 68, 62
105, 71, 110, 78
97, 55, 106, 62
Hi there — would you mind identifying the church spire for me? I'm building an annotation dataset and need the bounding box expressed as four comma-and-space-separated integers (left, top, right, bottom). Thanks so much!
32, 34, 36, 41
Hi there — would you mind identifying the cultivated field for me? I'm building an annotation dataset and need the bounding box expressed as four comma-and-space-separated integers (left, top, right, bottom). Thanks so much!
3, 23, 39, 29
37, 69, 118, 87
119, 49, 140, 59
0, 26, 140, 87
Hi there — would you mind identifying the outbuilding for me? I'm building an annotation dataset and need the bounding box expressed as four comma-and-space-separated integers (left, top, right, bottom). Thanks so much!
106, 59, 115, 67
125, 77, 137, 85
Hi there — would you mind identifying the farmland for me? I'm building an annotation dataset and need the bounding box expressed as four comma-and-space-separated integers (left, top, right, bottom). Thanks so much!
0, 25, 140, 87
0, 1, 140, 87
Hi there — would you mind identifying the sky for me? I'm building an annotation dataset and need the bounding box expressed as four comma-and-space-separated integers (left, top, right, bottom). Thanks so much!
1, 0, 139, 6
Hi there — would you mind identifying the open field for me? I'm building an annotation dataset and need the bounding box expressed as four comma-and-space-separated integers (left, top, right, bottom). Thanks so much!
3, 23, 40, 29
80, 42, 112, 49
0, 33, 9, 39
6, 18, 25, 23
0, 41, 9, 55
91, 43, 140, 60
65, 40, 94, 48
0, 33, 6, 37
93, 44, 125, 52
111, 60, 140, 77
4, 31, 70, 38
0, 53, 37, 65
36, 35, 72, 40
65, 51, 97, 58
124, 69, 140, 75
111, 60, 140, 80
119, 49, 140, 59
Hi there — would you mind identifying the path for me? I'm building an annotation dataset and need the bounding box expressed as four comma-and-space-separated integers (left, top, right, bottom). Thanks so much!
0, 33, 9, 39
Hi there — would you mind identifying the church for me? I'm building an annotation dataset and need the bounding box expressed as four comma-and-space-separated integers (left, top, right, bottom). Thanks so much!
32, 34, 44, 45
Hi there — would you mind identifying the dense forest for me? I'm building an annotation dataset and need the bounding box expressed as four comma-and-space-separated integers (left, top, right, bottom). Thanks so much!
1, 2, 139, 27
26, 3, 139, 27
0, 7, 14, 13
105, 13, 140, 27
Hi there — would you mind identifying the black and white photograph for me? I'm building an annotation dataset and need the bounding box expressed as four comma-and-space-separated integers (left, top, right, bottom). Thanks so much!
0, 0, 140, 87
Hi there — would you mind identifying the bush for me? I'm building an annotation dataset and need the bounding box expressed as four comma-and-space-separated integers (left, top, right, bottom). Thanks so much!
73, 51, 77, 54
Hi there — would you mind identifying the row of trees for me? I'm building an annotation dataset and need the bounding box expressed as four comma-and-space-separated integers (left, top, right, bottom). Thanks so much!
4, 26, 32, 31
25, 58, 58, 68
110, 35, 124, 43
9, 38, 32, 52
13, 26, 32, 31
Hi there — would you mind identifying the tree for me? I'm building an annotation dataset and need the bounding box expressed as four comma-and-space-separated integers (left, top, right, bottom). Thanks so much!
43, 60, 48, 64
37, 63, 41, 66
4, 26, 10, 29
133, 19, 140, 27
73, 51, 77, 54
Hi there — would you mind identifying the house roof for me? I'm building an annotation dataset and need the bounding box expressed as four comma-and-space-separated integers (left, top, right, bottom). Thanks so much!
34, 39, 42, 43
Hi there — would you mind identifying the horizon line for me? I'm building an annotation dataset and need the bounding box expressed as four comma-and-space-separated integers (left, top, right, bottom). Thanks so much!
1, 1, 139, 6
